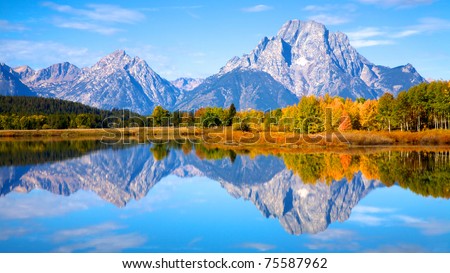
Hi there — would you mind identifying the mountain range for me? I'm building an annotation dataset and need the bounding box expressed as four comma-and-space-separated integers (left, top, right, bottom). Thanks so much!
0, 20, 426, 114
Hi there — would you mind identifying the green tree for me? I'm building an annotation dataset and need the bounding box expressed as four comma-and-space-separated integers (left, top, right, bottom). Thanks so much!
172, 110, 181, 127
377, 93, 396, 132
19, 116, 32, 130
298, 96, 323, 133
202, 109, 223, 128
75, 114, 94, 128
226, 103, 237, 126
151, 106, 170, 127
396, 91, 410, 131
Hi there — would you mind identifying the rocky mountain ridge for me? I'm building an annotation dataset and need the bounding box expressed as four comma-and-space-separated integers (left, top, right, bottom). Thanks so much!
0, 63, 35, 96
1, 20, 426, 113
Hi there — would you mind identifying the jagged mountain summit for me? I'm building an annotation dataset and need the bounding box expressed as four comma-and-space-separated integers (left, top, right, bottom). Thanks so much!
10, 50, 180, 115
0, 63, 35, 96
16, 62, 81, 86
219, 20, 425, 99
14, 62, 81, 97
59, 50, 180, 115
171, 77, 204, 91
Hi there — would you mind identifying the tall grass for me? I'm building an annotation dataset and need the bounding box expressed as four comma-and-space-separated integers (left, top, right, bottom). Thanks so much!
1, 127, 450, 147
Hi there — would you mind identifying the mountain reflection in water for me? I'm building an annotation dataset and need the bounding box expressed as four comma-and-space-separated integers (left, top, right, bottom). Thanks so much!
1, 140, 448, 238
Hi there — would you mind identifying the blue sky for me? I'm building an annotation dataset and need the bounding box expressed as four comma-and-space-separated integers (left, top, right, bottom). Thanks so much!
1, 0, 449, 80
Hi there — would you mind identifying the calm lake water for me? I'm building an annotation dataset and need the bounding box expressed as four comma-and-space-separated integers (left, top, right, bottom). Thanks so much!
0, 140, 449, 253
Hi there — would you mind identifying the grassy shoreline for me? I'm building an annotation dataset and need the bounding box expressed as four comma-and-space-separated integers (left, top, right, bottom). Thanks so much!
1, 127, 450, 146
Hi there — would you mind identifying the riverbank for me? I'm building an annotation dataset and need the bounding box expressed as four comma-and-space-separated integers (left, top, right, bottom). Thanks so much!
1, 127, 450, 147
0, 127, 199, 138
200, 128, 450, 146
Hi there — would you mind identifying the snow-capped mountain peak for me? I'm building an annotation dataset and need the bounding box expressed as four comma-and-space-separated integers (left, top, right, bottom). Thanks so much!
219, 19, 424, 99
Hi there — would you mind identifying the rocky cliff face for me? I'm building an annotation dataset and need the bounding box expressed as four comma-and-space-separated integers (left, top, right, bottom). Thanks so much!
219, 20, 425, 99
0, 63, 35, 96
59, 50, 180, 115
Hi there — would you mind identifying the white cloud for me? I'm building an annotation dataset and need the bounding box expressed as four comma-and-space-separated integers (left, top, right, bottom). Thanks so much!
42, 2, 145, 23
392, 29, 421, 38
395, 215, 450, 236
347, 17, 450, 48
0, 20, 27, 31
0, 190, 101, 219
55, 21, 120, 35
308, 14, 350, 26
389, 17, 450, 39
347, 27, 394, 48
187, 237, 203, 248
305, 241, 360, 251
306, 229, 360, 251
0, 39, 101, 69
349, 212, 388, 224
309, 229, 357, 241
346, 28, 387, 40
358, 0, 433, 8
242, 5, 273, 13
237, 242, 276, 251
52, 221, 146, 252
410, 17, 450, 32
352, 205, 396, 214
142, 5, 203, 19
366, 243, 426, 252
303, 4, 357, 13
0, 227, 30, 241
346, 27, 394, 47
304, 4, 356, 26
171, 5, 204, 10
53, 223, 123, 242
41, 2, 145, 35
303, 5, 330, 12
349, 205, 394, 225
55, 233, 146, 252
349, 206, 450, 236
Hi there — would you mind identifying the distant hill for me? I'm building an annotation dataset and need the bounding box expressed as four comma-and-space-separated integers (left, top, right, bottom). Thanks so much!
0, 95, 143, 130
0, 95, 120, 116
176, 69, 299, 110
